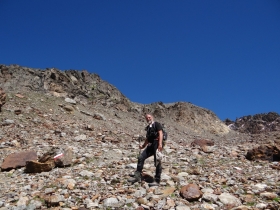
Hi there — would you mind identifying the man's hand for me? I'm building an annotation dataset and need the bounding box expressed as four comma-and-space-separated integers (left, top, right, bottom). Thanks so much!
158, 143, 163, 152
139, 144, 146, 149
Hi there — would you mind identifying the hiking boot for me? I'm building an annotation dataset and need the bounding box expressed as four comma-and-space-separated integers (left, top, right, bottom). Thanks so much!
148, 181, 160, 187
127, 171, 141, 183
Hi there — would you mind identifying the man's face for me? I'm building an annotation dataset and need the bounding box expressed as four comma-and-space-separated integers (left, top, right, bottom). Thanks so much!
145, 115, 153, 124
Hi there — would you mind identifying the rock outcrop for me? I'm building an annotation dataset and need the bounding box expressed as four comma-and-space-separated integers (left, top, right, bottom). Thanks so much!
225, 112, 280, 134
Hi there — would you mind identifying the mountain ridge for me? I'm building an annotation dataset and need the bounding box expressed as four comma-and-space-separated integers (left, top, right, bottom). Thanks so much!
0, 64, 231, 138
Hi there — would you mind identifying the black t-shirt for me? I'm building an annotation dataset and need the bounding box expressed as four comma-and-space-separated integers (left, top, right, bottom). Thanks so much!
146, 121, 163, 143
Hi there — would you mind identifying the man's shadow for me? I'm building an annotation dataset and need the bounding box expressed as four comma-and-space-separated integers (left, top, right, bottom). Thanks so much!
141, 173, 154, 183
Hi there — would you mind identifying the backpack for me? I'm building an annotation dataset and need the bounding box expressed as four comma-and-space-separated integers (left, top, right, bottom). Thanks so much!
161, 124, 168, 141
147, 122, 168, 142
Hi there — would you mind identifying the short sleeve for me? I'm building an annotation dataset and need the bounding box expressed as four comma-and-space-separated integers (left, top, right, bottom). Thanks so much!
154, 122, 163, 131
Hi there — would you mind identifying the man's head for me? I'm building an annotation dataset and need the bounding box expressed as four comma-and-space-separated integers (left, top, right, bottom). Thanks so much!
145, 114, 154, 124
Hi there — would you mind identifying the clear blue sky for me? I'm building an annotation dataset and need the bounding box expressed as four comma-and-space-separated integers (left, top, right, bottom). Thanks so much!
1, 1, 280, 120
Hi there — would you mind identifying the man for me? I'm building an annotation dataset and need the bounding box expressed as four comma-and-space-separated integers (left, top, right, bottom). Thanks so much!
128, 113, 163, 186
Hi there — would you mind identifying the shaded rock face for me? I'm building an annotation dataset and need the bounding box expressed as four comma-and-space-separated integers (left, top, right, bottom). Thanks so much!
25, 160, 55, 173
225, 112, 280, 134
245, 144, 280, 161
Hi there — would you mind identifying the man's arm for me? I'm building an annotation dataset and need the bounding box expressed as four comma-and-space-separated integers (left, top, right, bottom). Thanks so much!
158, 130, 163, 152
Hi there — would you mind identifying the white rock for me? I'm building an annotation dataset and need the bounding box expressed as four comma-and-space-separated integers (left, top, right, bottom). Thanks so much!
176, 205, 191, 210
65, 98, 76, 104
202, 193, 218, 203
200, 203, 217, 210
255, 203, 267, 209
134, 188, 147, 198
103, 197, 119, 208
74, 134, 87, 141
218, 193, 242, 206
126, 163, 137, 169
201, 188, 214, 193
161, 173, 171, 180
17, 196, 29, 206
178, 172, 188, 177
253, 183, 267, 192
85, 198, 99, 208
79, 170, 94, 177
2, 119, 14, 125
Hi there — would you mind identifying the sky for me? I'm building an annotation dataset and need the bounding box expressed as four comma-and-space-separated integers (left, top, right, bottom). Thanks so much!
1, 0, 280, 120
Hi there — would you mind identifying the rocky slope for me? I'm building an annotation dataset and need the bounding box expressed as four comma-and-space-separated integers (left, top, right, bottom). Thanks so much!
0, 64, 279, 210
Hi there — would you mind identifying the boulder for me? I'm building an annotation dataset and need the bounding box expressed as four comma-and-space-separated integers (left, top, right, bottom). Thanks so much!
245, 144, 280, 161
218, 193, 242, 207
25, 160, 55, 173
1, 150, 37, 171
25, 147, 72, 173
54, 147, 73, 167
180, 183, 202, 201
191, 139, 214, 153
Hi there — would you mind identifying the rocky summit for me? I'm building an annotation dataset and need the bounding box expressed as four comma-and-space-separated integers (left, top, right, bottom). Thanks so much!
0, 64, 279, 210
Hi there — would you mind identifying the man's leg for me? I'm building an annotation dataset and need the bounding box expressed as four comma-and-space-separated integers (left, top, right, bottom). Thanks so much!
149, 141, 161, 186
155, 160, 162, 183
137, 147, 150, 172
128, 145, 152, 183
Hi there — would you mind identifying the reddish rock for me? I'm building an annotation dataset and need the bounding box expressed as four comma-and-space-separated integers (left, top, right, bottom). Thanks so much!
25, 160, 55, 173
180, 183, 203, 201
245, 144, 280, 161
1, 150, 37, 171
191, 139, 214, 153
15, 94, 25, 98
191, 139, 214, 147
